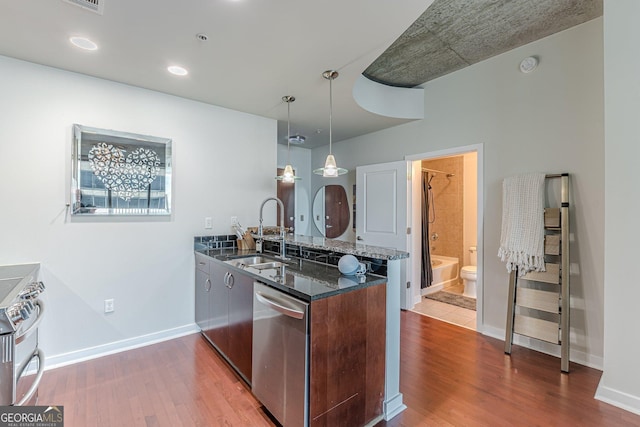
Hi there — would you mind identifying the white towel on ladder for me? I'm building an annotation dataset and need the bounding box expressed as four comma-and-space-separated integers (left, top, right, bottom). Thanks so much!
498, 173, 546, 276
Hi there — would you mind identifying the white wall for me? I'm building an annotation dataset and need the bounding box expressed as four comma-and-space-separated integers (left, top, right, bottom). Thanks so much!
315, 19, 605, 367
0, 55, 277, 366
597, 0, 640, 415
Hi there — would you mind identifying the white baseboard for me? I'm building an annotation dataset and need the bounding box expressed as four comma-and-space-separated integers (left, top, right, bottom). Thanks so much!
44, 323, 199, 371
595, 382, 640, 416
482, 325, 603, 370
412, 295, 422, 306
383, 392, 406, 421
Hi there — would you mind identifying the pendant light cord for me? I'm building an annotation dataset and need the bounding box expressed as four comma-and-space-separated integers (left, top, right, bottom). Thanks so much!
329, 75, 333, 155
287, 98, 291, 165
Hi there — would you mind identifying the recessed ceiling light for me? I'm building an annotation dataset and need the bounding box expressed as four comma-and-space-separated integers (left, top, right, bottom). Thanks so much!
69, 36, 98, 51
519, 56, 539, 73
167, 65, 188, 76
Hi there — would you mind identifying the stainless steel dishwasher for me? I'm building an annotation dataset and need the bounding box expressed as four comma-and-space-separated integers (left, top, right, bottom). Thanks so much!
252, 281, 309, 427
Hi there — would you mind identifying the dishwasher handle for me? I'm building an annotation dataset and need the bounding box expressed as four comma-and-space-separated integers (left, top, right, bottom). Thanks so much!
255, 291, 305, 320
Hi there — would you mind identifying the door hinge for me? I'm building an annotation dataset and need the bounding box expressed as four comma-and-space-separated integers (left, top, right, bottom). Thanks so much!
406, 281, 411, 289
406, 227, 411, 235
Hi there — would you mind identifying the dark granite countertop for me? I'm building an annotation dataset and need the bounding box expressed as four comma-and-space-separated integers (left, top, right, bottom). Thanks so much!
257, 234, 409, 260
196, 248, 386, 302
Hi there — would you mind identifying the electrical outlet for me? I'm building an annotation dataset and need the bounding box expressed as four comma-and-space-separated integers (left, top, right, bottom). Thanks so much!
104, 299, 115, 313
231, 216, 238, 226
204, 217, 213, 229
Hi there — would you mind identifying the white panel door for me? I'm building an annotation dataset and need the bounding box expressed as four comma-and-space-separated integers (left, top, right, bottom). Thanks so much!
356, 161, 409, 249
356, 160, 411, 309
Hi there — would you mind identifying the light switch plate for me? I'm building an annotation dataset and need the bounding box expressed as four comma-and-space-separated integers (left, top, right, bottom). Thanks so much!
204, 217, 213, 229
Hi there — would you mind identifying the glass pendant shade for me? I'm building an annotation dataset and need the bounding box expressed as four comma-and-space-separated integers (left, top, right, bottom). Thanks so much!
313, 70, 348, 177
313, 154, 347, 177
276, 95, 301, 182
281, 164, 296, 183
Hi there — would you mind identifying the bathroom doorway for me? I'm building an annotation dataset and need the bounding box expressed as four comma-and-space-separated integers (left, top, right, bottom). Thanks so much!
406, 145, 482, 331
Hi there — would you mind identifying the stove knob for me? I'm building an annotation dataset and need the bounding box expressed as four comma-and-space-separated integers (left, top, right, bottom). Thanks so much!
19, 290, 32, 300
8, 308, 21, 324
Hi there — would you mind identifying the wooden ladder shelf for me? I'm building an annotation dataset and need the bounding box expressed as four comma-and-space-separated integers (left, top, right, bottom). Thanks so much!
504, 173, 571, 372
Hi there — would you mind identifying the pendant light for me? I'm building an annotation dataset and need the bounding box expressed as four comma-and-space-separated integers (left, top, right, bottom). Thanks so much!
276, 95, 301, 183
313, 70, 348, 177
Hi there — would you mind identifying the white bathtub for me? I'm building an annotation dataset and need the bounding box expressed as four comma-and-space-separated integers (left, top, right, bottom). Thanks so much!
421, 255, 459, 296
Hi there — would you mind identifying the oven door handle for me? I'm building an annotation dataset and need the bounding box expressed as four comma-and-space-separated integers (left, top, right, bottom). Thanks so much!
15, 348, 45, 406
15, 300, 44, 345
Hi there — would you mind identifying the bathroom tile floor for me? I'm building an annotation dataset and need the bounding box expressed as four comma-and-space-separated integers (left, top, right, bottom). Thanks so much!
411, 283, 477, 330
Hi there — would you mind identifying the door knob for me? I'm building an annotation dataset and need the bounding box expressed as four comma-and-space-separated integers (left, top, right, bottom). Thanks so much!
357, 236, 363, 241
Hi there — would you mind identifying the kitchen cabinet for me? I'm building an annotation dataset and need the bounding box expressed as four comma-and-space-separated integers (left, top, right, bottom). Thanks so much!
206, 262, 230, 356
197, 247, 389, 426
195, 256, 253, 384
309, 283, 386, 427
227, 269, 253, 382
194, 253, 211, 332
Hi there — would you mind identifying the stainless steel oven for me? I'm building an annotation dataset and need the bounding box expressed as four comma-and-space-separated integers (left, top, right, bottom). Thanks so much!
0, 264, 46, 406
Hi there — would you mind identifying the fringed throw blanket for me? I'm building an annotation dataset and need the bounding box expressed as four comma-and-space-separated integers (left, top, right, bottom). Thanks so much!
498, 173, 546, 276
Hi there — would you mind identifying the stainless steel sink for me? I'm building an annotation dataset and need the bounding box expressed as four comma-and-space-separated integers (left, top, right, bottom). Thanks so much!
249, 261, 284, 270
230, 256, 271, 265
225, 255, 285, 270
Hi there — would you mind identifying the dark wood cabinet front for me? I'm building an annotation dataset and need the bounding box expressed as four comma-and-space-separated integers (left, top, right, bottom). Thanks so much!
309, 283, 386, 427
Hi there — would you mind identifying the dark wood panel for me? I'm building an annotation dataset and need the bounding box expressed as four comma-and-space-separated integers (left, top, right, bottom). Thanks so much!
227, 271, 253, 382
365, 284, 386, 422
324, 184, 350, 238
276, 168, 295, 231
309, 284, 386, 427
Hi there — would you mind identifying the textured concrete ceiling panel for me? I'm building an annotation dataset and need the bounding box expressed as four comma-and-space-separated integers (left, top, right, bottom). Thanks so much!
364, 30, 468, 87
364, 0, 602, 87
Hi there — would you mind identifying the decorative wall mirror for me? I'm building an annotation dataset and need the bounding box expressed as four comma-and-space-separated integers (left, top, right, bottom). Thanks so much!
71, 124, 172, 216
312, 185, 350, 238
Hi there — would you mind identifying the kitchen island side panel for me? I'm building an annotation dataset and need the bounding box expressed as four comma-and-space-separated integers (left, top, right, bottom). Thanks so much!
309, 283, 386, 427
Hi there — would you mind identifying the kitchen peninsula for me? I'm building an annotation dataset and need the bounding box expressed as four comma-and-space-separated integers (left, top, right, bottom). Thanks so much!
194, 233, 409, 426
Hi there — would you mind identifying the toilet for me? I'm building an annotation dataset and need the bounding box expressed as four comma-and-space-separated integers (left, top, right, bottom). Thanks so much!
460, 246, 477, 298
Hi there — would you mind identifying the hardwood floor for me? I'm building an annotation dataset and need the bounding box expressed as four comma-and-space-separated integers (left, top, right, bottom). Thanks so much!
38, 312, 640, 426
38, 335, 273, 426
378, 311, 640, 427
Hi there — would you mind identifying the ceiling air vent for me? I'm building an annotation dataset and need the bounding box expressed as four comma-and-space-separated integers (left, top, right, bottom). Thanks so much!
63, 0, 104, 15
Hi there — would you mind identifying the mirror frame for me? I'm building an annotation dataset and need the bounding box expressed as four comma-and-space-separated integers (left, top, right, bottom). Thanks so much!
71, 124, 172, 216
312, 184, 350, 238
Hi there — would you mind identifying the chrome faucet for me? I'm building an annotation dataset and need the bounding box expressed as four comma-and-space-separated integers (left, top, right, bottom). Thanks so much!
258, 197, 290, 260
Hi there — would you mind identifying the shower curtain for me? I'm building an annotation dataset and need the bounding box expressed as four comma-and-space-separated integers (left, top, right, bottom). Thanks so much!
421, 171, 434, 288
